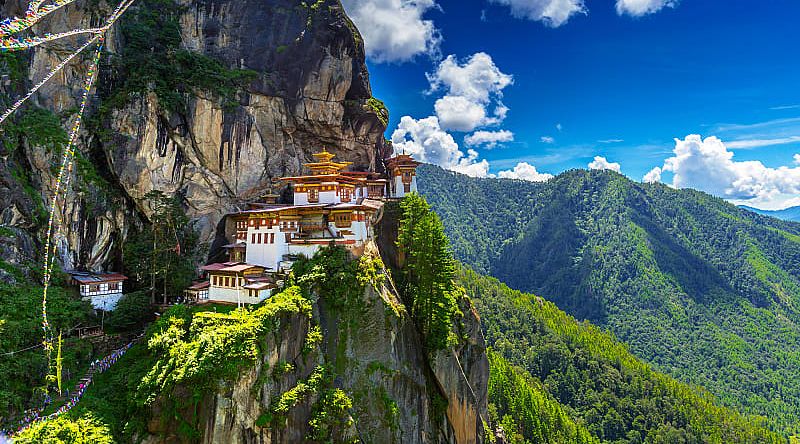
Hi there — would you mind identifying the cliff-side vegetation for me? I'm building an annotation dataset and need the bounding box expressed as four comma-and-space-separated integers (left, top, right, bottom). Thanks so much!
100, 0, 257, 115
11, 413, 113, 444
462, 267, 785, 443
136, 287, 312, 405
63, 286, 316, 442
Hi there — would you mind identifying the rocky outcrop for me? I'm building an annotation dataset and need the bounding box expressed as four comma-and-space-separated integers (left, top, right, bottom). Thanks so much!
0, 0, 388, 271
143, 242, 488, 443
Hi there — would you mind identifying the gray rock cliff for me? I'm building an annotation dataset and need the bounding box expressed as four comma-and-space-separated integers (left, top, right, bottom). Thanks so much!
0, 0, 389, 273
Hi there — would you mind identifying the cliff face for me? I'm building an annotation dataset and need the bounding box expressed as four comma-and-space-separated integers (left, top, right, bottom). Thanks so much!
0, 0, 389, 273
143, 243, 488, 444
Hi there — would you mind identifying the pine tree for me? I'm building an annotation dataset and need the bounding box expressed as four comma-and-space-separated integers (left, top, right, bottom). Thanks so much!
397, 193, 459, 351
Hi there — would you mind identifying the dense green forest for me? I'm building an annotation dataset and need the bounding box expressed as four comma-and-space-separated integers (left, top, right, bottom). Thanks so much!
420, 164, 800, 434
487, 350, 599, 444
469, 268, 785, 443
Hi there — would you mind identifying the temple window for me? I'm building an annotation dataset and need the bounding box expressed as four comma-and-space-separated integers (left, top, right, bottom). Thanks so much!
308, 188, 319, 202
334, 213, 352, 228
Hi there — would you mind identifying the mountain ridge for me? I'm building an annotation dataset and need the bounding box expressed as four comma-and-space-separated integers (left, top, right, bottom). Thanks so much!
741, 205, 800, 222
419, 163, 800, 434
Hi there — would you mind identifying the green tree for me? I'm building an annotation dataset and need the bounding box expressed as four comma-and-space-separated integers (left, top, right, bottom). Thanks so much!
0, 283, 94, 418
105, 290, 154, 332
124, 191, 197, 304
397, 193, 459, 351
12, 414, 113, 444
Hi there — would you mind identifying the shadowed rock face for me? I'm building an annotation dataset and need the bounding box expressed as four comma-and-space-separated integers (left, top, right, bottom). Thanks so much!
0, 0, 389, 271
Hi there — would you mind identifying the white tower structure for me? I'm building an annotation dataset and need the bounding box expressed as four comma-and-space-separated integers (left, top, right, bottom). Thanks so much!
386, 152, 421, 198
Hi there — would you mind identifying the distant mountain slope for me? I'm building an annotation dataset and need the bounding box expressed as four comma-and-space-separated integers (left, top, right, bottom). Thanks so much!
466, 269, 785, 443
741, 205, 800, 222
419, 164, 800, 434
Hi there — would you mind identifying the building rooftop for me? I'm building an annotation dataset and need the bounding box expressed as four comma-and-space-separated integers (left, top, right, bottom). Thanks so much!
201, 262, 265, 273
230, 201, 378, 217
188, 281, 210, 290
243, 282, 275, 290
68, 271, 128, 284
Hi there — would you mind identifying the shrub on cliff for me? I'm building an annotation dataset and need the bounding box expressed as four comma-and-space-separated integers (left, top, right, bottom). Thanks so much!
12, 414, 113, 444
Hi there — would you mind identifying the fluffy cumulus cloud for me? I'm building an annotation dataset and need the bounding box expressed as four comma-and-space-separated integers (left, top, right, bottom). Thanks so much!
427, 52, 513, 132
540, 136, 555, 144
433, 96, 490, 132
497, 162, 553, 182
651, 135, 800, 203
643, 166, 662, 183
391, 115, 490, 177
341, 0, 441, 63
490, 0, 587, 27
588, 156, 622, 172
615, 0, 678, 17
464, 129, 514, 148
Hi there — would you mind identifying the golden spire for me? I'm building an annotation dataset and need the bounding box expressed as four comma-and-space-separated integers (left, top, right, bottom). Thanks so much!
312, 148, 337, 163
304, 148, 352, 175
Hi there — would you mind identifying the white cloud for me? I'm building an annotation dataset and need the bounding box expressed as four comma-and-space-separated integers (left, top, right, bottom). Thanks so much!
598, 138, 624, 144
794, 154, 800, 165
498, 162, 553, 182
490, 0, 587, 27
427, 52, 513, 131
615, 0, 678, 16
588, 156, 621, 173
725, 136, 800, 149
643, 166, 662, 183
652, 135, 800, 203
556, 123, 563, 132
540, 136, 555, 144
341, 0, 441, 63
464, 130, 514, 148
433, 96, 489, 132
391, 115, 490, 177
770, 104, 800, 111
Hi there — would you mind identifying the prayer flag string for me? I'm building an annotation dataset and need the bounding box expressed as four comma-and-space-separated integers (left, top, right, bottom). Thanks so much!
0, 0, 137, 397
0, 0, 79, 37
40, 35, 104, 362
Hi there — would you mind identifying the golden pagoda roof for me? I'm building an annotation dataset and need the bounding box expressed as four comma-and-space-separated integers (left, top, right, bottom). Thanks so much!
304, 149, 352, 174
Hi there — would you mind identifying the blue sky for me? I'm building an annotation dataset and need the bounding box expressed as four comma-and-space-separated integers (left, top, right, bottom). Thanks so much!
342, 0, 800, 209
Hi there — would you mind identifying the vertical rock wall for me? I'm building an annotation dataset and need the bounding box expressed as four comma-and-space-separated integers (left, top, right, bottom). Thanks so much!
0, 0, 389, 272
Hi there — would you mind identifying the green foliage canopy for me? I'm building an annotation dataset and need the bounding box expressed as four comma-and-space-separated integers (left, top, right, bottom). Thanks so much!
397, 193, 460, 351
461, 267, 785, 443
420, 164, 800, 433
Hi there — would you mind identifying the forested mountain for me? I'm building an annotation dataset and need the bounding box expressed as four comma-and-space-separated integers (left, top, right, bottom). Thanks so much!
741, 205, 800, 222
467, 269, 784, 443
419, 164, 800, 434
